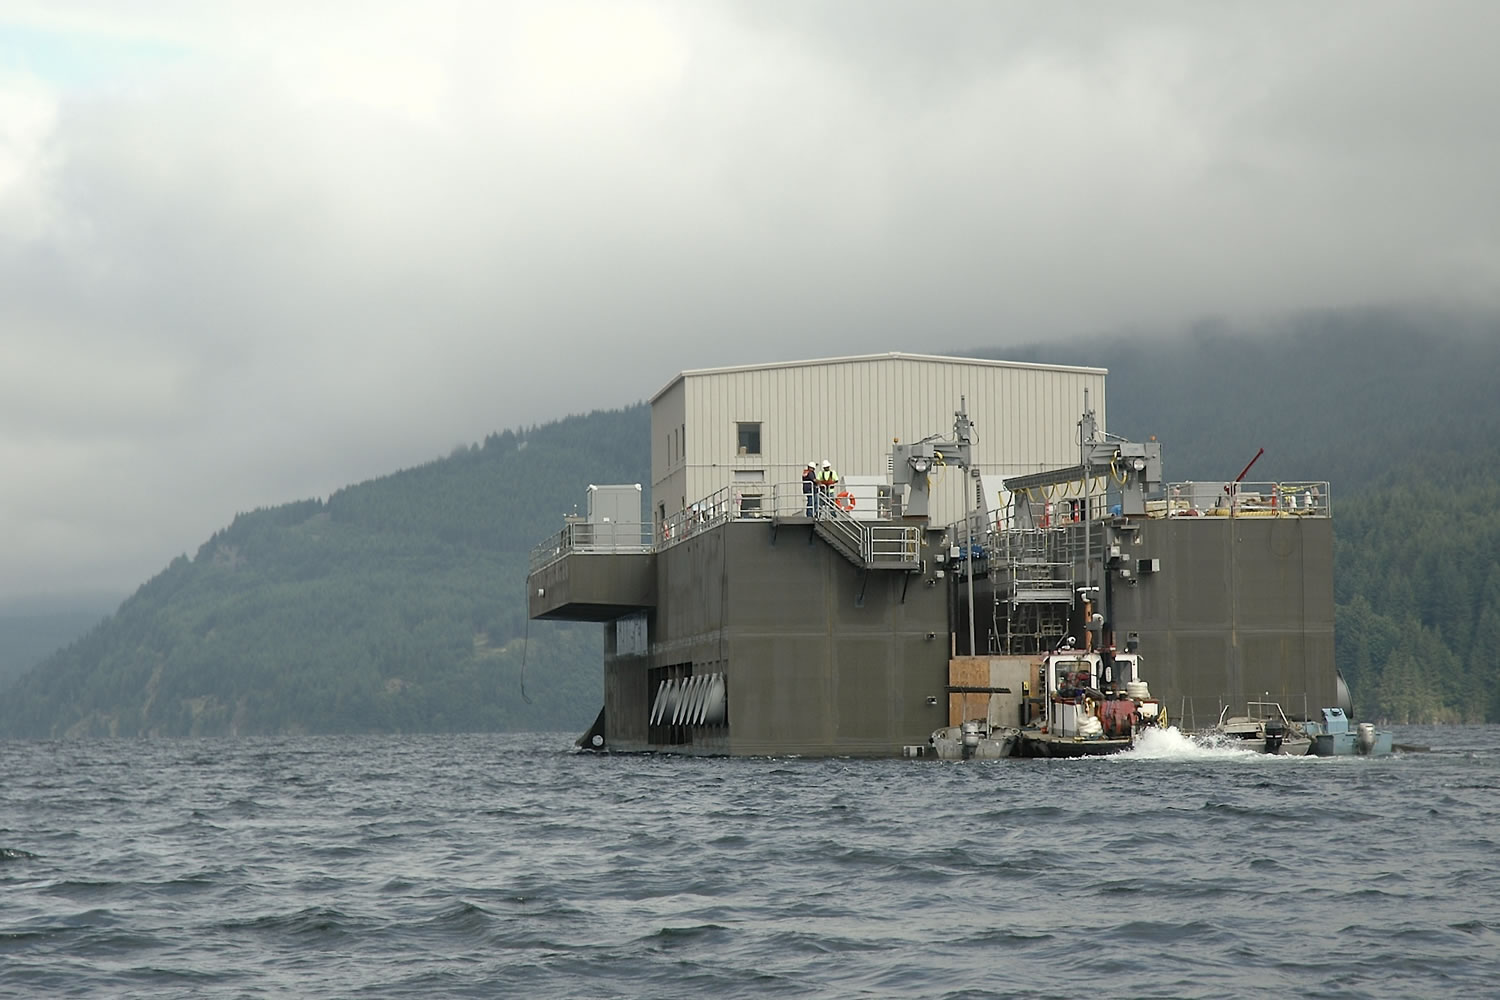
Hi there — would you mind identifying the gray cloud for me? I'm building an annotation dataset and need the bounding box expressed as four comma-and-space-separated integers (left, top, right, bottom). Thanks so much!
0, 0, 1496, 599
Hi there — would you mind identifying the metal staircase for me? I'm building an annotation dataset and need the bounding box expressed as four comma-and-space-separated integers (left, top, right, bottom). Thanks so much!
809, 501, 921, 571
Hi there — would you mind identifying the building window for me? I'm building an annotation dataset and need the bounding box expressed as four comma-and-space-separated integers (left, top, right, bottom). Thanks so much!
738, 493, 763, 516
681, 424, 686, 460
736, 422, 761, 455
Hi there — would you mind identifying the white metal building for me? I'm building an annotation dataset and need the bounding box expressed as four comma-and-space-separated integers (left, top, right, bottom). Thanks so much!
649, 352, 1107, 531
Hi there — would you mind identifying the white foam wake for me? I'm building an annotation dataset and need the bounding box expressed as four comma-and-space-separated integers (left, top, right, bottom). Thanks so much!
1112, 726, 1272, 762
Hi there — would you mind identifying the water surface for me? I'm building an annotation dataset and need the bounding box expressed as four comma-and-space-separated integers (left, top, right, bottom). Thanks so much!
2, 726, 1496, 998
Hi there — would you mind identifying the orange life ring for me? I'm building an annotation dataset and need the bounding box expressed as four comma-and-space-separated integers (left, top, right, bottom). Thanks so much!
834, 490, 855, 512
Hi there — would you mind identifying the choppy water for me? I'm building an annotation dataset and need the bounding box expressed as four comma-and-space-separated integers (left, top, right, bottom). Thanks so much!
2, 727, 1497, 999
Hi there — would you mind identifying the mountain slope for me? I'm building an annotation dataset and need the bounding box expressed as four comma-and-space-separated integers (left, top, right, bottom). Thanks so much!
0, 405, 651, 738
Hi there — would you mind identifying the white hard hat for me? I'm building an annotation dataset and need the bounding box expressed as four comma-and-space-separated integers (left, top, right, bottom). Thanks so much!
821, 460, 831, 468
807, 459, 815, 467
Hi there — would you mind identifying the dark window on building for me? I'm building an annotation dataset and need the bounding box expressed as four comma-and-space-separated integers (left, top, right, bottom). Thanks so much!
737, 421, 761, 455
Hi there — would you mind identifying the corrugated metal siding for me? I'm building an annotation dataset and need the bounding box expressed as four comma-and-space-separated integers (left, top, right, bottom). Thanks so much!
651, 380, 687, 523
667, 356, 1107, 526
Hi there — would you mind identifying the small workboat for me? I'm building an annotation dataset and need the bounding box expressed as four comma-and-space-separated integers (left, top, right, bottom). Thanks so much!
1207, 700, 1311, 755
1303, 707, 1393, 756
928, 720, 1018, 760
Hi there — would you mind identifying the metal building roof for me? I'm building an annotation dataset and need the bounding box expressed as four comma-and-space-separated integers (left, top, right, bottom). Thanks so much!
648, 351, 1108, 404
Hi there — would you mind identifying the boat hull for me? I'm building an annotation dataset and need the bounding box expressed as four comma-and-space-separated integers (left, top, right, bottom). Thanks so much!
928, 725, 1017, 760
1309, 730, 1393, 756
1207, 703, 1313, 756
1251, 734, 1310, 756
1304, 709, 1393, 756
1209, 732, 1312, 756
1015, 731, 1133, 758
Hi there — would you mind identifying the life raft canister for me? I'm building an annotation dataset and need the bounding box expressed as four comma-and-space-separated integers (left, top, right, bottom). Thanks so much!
834, 490, 855, 511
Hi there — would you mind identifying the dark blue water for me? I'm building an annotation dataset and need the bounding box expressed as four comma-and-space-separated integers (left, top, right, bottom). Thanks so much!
2, 727, 1497, 999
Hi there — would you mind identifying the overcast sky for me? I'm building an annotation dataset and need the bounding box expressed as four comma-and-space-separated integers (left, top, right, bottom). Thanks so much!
1, 1, 1497, 602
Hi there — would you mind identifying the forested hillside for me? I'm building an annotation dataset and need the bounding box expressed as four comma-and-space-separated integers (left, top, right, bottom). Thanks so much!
0, 406, 650, 738
2, 308, 1494, 736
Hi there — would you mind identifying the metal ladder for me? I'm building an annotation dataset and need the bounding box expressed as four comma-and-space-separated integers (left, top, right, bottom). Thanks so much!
993, 528, 1075, 654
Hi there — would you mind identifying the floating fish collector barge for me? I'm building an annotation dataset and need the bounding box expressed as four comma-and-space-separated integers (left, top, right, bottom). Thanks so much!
528, 353, 1337, 757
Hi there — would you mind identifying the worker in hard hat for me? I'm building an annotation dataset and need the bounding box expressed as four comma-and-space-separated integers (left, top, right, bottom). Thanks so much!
816, 459, 840, 516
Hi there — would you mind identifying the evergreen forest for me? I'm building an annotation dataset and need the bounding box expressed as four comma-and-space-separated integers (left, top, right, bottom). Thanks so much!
1, 307, 1495, 736
0, 408, 650, 737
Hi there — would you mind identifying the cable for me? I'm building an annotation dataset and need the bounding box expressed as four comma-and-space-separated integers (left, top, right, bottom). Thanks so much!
518, 588, 534, 705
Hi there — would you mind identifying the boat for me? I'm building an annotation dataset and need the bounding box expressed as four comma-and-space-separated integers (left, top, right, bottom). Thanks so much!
928, 719, 1018, 760
1303, 707, 1393, 756
1205, 701, 1311, 755
928, 645, 1165, 759
1014, 647, 1164, 757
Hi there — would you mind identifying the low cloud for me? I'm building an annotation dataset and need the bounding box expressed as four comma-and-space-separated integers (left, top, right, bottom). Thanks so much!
0, 0, 1496, 598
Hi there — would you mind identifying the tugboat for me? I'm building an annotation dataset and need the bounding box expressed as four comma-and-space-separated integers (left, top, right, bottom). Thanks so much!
927, 638, 1166, 761
1013, 644, 1165, 757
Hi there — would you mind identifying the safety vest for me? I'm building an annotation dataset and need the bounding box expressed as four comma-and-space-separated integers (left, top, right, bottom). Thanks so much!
817, 467, 839, 487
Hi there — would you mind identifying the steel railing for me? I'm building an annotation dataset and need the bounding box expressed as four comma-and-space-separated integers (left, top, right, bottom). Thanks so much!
531, 479, 926, 572
1153, 481, 1331, 519
789, 483, 920, 568
658, 486, 739, 547
529, 520, 654, 573
654, 480, 920, 568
